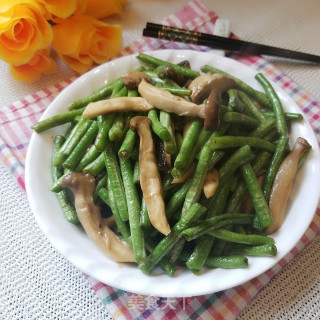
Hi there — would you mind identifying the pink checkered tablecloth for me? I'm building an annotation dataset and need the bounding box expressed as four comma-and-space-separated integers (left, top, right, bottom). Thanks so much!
0, 1, 319, 319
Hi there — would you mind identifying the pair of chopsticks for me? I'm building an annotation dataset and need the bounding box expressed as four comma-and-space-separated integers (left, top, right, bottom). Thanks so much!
143, 22, 320, 64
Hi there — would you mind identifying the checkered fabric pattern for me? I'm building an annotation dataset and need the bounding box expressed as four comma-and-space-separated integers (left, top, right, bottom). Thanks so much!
0, 1, 319, 319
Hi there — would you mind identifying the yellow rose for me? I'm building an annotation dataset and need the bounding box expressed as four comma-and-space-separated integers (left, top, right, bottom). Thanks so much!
10, 48, 56, 82
85, 0, 127, 19
52, 14, 122, 74
0, 0, 53, 66
40, 0, 86, 20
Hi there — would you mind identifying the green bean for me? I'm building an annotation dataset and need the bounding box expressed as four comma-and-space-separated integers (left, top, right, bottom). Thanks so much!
147, 109, 171, 141
161, 87, 192, 96
159, 111, 177, 155
262, 135, 289, 202
228, 243, 277, 256
98, 186, 111, 207
263, 111, 303, 121
137, 53, 200, 79
172, 118, 203, 178
94, 173, 108, 201
144, 238, 175, 276
248, 117, 276, 138
119, 157, 146, 262
31, 107, 85, 133
109, 112, 126, 141
51, 136, 79, 224
53, 118, 92, 167
118, 129, 137, 159
82, 152, 105, 176
140, 198, 151, 228
201, 65, 270, 108
166, 178, 193, 220
94, 114, 116, 151
222, 111, 259, 129
255, 73, 288, 136
107, 178, 131, 242
103, 139, 129, 222
63, 121, 99, 170
182, 214, 253, 241
75, 144, 101, 172
50, 168, 72, 193
237, 90, 267, 122
132, 160, 140, 185
210, 135, 276, 153
208, 228, 275, 245
205, 256, 248, 269
138, 203, 206, 274
182, 144, 213, 215
68, 77, 124, 110
169, 238, 185, 265
240, 162, 273, 229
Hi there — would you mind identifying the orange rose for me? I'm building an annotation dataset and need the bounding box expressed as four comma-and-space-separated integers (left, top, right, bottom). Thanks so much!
39, 0, 86, 20
0, 0, 53, 66
52, 14, 122, 74
85, 0, 127, 19
10, 48, 56, 82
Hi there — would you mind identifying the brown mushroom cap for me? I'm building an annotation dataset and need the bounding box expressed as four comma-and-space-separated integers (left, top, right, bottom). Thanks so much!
121, 71, 152, 90
204, 88, 220, 131
188, 73, 237, 104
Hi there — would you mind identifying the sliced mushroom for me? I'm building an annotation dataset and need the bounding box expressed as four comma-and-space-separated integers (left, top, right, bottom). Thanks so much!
204, 88, 221, 131
203, 167, 219, 198
188, 73, 237, 104
266, 137, 311, 234
121, 71, 152, 90
130, 116, 171, 236
82, 96, 153, 118
61, 172, 134, 262
138, 79, 205, 118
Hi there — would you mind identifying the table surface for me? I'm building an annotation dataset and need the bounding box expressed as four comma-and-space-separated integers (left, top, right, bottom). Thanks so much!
1, 1, 319, 319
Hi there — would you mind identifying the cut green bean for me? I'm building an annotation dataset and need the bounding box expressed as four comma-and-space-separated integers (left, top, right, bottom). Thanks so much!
51, 136, 79, 224
159, 111, 177, 155
75, 144, 101, 172
255, 73, 288, 136
148, 109, 171, 141
240, 162, 273, 229
120, 157, 146, 262
228, 243, 277, 256
172, 118, 203, 178
222, 111, 259, 129
205, 256, 248, 269
262, 135, 289, 202
118, 129, 137, 159
237, 90, 267, 122
82, 152, 105, 176
94, 114, 116, 151
68, 78, 124, 110
107, 178, 130, 242
208, 228, 275, 245
138, 203, 206, 274
210, 135, 276, 153
63, 120, 99, 170
103, 139, 129, 222
182, 214, 253, 241
137, 53, 200, 79
53, 118, 92, 167
32, 108, 85, 133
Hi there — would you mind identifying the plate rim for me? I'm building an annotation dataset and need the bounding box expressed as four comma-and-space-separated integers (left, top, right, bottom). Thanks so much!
25, 49, 320, 297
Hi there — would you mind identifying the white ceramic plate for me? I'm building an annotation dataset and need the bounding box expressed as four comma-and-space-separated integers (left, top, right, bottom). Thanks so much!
25, 50, 320, 297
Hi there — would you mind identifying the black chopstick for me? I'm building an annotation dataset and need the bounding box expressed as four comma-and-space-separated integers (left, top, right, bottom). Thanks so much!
143, 22, 320, 64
